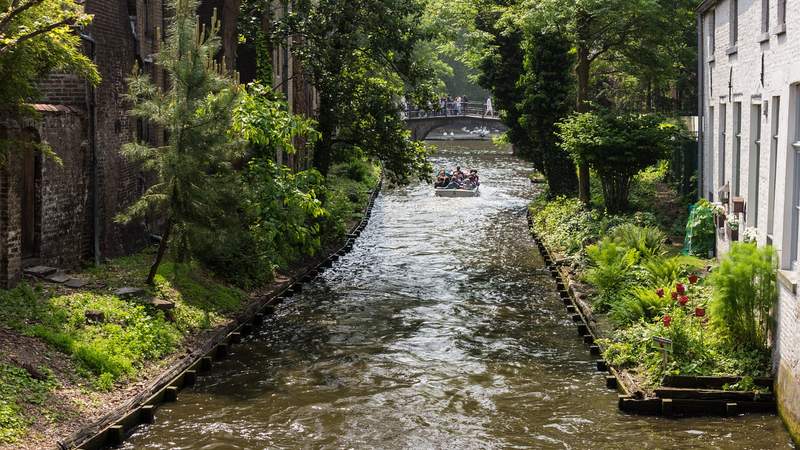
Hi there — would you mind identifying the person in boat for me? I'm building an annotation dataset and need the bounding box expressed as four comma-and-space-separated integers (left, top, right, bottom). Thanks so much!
434, 169, 450, 188
467, 169, 480, 188
453, 166, 465, 178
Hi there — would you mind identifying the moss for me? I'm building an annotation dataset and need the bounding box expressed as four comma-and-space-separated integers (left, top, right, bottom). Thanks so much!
775, 366, 800, 446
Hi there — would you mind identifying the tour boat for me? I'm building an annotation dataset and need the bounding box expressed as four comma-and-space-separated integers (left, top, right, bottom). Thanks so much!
435, 186, 480, 197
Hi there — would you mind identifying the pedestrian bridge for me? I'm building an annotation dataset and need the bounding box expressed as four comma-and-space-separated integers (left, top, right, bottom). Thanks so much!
403, 102, 506, 140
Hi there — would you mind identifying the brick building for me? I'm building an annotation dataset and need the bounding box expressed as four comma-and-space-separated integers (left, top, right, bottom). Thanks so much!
697, 0, 799, 439
0, 0, 319, 288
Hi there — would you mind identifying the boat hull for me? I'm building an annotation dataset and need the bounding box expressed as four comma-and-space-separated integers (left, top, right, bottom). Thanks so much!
435, 188, 480, 198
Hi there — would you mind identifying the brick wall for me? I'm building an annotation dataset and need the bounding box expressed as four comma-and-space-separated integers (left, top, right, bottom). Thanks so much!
85, 0, 149, 259
37, 74, 87, 106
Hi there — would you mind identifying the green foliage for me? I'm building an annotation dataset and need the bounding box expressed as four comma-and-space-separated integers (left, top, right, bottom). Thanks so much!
119, 0, 243, 283
0, 363, 56, 444
684, 199, 717, 257
642, 255, 704, 287
517, 27, 577, 195
243, 158, 329, 270
0, 0, 99, 107
557, 112, 686, 213
709, 243, 778, 352
609, 286, 670, 326
286, 0, 437, 182
609, 223, 666, 261
584, 238, 638, 311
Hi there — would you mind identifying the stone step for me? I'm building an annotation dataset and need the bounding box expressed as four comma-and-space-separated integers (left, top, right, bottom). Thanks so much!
23, 266, 57, 278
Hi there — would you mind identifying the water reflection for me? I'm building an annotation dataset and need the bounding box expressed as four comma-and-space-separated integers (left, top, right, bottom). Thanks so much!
124, 141, 793, 450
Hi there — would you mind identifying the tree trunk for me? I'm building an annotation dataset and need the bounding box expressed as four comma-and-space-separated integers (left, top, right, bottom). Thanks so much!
313, 95, 334, 176
147, 218, 173, 286
575, 9, 592, 206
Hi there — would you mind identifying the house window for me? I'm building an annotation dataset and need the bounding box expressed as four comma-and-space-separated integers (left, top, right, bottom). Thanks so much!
709, 106, 715, 199
720, 103, 727, 188
778, 0, 787, 27
708, 10, 716, 55
762, 0, 770, 33
733, 102, 742, 196
791, 86, 800, 268
768, 97, 780, 242
749, 104, 762, 227
730, 0, 739, 46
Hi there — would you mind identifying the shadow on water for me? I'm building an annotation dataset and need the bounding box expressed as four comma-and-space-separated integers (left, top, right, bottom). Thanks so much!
123, 141, 794, 450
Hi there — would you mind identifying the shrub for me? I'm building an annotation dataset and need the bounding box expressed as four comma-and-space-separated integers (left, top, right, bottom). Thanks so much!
709, 243, 777, 352
684, 199, 717, 257
557, 112, 686, 213
609, 286, 670, 326
609, 223, 666, 260
642, 255, 704, 287
584, 238, 639, 311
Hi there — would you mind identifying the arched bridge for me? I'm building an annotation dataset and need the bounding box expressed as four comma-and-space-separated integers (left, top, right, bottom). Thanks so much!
403, 102, 506, 141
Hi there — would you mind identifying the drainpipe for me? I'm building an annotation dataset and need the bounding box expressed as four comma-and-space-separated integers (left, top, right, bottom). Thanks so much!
80, 33, 101, 267
697, 13, 705, 201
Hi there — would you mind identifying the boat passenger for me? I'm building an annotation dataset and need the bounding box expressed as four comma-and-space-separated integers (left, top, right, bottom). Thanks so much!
468, 169, 480, 187
434, 170, 449, 188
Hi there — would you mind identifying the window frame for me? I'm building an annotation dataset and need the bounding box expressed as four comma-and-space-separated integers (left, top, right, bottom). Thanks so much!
730, 0, 739, 47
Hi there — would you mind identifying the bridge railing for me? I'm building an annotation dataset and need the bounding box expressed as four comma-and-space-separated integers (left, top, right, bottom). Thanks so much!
402, 101, 498, 119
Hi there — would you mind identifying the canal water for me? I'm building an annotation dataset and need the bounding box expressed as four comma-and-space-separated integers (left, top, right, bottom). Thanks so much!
124, 141, 793, 449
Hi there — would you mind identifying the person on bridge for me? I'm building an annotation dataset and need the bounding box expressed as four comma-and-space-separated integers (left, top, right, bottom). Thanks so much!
485, 97, 494, 118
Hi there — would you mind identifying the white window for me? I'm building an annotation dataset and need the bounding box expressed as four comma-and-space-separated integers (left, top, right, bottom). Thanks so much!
708, 10, 716, 55
768, 97, 780, 242
720, 103, 727, 189
733, 102, 742, 196
730, 0, 739, 46
791, 86, 800, 268
749, 104, 762, 227
709, 106, 715, 199
762, 0, 770, 33
778, 0, 787, 26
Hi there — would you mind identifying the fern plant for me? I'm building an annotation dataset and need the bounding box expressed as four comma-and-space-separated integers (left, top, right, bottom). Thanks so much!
643, 255, 704, 287
585, 237, 639, 311
610, 286, 670, 326
609, 223, 666, 260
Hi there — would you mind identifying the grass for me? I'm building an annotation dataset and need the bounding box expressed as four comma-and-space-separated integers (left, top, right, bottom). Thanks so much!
0, 363, 56, 445
0, 252, 247, 442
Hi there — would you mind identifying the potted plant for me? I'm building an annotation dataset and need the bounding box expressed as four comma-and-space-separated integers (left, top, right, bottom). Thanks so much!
727, 216, 740, 241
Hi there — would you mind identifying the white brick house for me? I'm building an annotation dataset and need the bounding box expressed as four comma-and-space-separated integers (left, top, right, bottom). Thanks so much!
697, 0, 799, 439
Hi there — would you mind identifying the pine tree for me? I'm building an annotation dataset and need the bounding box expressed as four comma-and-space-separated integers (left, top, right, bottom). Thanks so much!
119, 0, 243, 285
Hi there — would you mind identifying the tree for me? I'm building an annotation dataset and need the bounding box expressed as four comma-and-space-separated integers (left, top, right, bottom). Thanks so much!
521, 0, 697, 204
474, 2, 542, 172
119, 0, 243, 285
0, 0, 98, 106
279, 0, 438, 182
518, 28, 577, 196
557, 112, 681, 213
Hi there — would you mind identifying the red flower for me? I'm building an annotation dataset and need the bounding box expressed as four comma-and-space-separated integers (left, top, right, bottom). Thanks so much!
676, 283, 686, 295
671, 291, 678, 300
695, 307, 706, 318
679, 295, 689, 306
656, 288, 665, 298
663, 315, 672, 327
688, 274, 699, 285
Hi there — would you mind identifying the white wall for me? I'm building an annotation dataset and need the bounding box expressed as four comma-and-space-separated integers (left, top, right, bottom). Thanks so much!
700, 0, 800, 441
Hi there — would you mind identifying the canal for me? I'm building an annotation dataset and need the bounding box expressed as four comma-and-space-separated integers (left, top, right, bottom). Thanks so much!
124, 141, 793, 449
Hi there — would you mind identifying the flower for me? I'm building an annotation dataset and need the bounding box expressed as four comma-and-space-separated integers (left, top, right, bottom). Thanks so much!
676, 283, 686, 295
679, 295, 689, 306
663, 315, 672, 327
688, 274, 699, 284
695, 307, 706, 318
656, 288, 665, 298
671, 291, 678, 300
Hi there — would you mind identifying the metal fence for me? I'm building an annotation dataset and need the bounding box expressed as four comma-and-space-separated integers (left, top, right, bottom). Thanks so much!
403, 101, 498, 119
